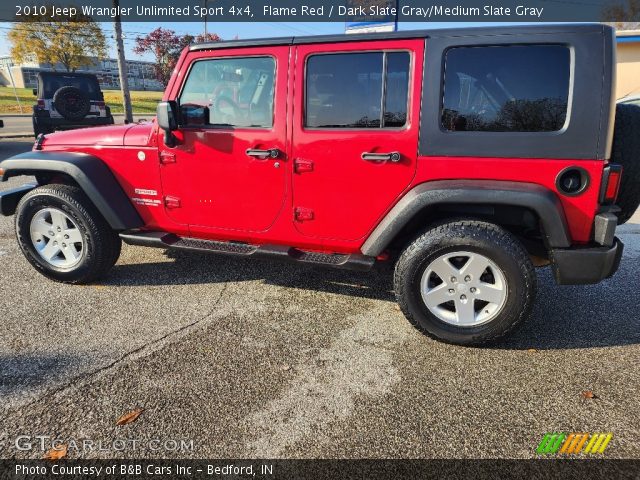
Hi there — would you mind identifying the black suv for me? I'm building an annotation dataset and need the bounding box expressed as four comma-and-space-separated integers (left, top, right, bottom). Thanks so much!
32, 72, 114, 137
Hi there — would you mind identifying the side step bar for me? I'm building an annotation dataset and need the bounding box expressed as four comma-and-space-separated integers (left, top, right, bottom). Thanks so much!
119, 231, 375, 271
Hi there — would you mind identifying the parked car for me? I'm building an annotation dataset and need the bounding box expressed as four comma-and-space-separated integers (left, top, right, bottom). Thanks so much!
1, 24, 638, 346
31, 71, 114, 137
0, 119, 4, 128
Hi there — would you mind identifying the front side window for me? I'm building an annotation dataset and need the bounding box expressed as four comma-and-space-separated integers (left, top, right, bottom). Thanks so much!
441, 45, 570, 132
305, 51, 410, 129
179, 56, 275, 128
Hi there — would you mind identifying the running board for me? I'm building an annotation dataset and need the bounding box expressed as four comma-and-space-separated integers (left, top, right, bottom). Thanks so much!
119, 231, 375, 271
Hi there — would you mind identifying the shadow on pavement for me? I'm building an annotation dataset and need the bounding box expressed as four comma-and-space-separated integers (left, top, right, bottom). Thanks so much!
107, 249, 640, 351
107, 250, 396, 301
0, 353, 81, 399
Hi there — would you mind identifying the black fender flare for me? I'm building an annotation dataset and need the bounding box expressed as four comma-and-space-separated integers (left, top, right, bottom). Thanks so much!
361, 180, 571, 256
0, 151, 143, 230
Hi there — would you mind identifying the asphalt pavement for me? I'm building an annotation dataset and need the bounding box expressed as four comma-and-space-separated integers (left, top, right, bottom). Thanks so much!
0, 138, 638, 459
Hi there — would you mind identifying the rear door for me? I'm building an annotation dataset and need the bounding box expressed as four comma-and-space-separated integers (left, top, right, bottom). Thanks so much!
290, 39, 423, 241
159, 46, 289, 232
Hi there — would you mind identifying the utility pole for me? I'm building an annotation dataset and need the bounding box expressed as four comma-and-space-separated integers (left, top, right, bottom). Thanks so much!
113, 0, 133, 123
204, 0, 208, 36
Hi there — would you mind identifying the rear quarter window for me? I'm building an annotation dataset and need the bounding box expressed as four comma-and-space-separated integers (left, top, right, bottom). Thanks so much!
441, 45, 570, 133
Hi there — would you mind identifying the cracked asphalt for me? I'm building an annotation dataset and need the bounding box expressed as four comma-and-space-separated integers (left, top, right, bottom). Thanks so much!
0, 139, 639, 459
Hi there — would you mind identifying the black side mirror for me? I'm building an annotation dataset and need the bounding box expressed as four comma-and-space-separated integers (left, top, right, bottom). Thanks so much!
157, 101, 178, 147
32, 88, 37, 96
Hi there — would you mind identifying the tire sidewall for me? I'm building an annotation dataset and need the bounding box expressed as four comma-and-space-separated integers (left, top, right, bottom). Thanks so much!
398, 226, 533, 345
16, 190, 97, 282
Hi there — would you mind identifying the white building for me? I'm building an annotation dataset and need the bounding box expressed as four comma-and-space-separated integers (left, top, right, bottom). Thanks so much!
0, 54, 164, 91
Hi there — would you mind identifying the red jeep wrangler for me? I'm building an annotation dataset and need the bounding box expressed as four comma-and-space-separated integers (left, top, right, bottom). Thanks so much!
1, 24, 638, 345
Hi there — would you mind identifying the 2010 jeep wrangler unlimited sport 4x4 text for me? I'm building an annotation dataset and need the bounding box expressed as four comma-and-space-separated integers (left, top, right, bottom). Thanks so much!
1, 24, 638, 346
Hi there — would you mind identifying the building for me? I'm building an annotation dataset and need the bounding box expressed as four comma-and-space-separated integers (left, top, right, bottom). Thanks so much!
616, 30, 640, 100
0, 54, 164, 91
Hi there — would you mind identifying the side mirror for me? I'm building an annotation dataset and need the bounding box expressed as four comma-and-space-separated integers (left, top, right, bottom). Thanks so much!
32, 88, 37, 96
157, 101, 178, 147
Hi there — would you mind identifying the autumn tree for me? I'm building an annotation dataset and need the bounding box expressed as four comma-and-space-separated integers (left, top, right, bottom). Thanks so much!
134, 29, 221, 86
8, 13, 106, 72
603, 0, 640, 28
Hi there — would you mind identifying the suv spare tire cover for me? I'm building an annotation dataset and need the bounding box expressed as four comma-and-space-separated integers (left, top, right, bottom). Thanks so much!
52, 86, 91, 121
611, 103, 640, 224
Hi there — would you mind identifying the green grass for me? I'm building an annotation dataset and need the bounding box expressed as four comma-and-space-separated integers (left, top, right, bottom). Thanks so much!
0, 87, 163, 114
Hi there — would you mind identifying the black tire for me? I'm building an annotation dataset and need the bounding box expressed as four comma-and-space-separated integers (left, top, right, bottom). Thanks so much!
52, 86, 91, 121
394, 220, 537, 346
611, 103, 640, 224
15, 184, 121, 284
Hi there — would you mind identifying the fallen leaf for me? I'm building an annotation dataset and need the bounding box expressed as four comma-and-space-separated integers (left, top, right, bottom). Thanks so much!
527, 348, 537, 353
394, 305, 401, 311
280, 364, 292, 372
116, 408, 144, 426
581, 390, 598, 399
43, 444, 67, 460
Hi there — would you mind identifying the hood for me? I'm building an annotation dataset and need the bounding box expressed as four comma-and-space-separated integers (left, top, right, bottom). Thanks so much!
42, 122, 156, 147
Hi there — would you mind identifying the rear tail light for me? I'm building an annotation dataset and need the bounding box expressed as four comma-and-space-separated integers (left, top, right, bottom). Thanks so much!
36, 99, 45, 109
600, 164, 623, 204
95, 101, 105, 107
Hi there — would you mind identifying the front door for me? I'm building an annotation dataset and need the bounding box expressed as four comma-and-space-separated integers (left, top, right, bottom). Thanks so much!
159, 46, 289, 232
290, 40, 424, 241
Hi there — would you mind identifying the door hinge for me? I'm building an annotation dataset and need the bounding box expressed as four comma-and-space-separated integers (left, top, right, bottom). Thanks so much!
294, 207, 314, 222
160, 151, 176, 165
294, 158, 314, 174
164, 195, 181, 208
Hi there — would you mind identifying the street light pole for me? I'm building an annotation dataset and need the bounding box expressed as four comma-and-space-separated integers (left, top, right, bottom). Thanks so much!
113, 0, 133, 123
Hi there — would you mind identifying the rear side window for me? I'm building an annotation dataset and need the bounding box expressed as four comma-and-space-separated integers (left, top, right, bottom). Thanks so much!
305, 51, 410, 129
441, 45, 570, 132
179, 56, 275, 128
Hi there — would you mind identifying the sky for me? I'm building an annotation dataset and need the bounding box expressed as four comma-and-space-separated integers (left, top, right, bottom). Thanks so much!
0, 21, 481, 62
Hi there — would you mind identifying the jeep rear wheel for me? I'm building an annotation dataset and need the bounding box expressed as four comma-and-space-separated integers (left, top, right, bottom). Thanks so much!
15, 185, 121, 284
394, 220, 536, 346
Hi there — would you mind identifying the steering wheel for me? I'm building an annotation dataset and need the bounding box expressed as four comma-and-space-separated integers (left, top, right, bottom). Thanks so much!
213, 95, 244, 121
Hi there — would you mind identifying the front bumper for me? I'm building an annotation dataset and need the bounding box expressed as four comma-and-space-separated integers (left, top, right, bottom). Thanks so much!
551, 237, 624, 285
0, 184, 37, 216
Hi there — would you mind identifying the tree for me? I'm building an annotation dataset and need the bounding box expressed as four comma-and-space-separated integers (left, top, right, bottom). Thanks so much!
602, 0, 640, 28
8, 14, 106, 72
134, 28, 221, 86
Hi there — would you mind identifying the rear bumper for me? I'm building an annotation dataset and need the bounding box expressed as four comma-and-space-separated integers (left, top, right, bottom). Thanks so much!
551, 237, 624, 285
33, 115, 114, 129
0, 184, 37, 216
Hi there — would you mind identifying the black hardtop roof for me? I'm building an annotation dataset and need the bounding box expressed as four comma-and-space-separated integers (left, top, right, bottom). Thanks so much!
37, 71, 100, 80
190, 23, 610, 51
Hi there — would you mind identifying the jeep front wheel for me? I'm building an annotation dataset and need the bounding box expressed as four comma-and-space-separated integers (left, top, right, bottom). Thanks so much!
15, 184, 121, 284
394, 220, 537, 346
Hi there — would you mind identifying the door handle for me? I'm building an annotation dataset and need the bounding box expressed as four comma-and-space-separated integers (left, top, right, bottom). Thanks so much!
361, 151, 401, 163
246, 148, 280, 159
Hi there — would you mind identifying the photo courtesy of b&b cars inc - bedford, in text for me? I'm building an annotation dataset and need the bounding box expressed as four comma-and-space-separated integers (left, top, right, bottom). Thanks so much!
0, 0, 639, 478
